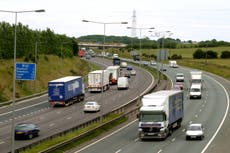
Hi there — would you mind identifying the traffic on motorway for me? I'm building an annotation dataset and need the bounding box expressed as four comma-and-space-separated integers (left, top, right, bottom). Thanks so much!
73, 57, 229, 153
0, 54, 154, 152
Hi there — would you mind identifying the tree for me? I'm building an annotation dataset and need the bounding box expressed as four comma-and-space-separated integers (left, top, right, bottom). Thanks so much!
193, 49, 206, 59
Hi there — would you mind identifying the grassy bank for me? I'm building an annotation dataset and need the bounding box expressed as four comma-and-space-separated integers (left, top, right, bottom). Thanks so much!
0, 55, 92, 102
177, 59, 230, 80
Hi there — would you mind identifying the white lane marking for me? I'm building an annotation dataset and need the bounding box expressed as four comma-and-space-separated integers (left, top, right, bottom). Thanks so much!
195, 114, 198, 118
134, 138, 139, 142
171, 138, 176, 142
74, 119, 138, 153
199, 109, 202, 112
49, 123, 55, 127
189, 121, 192, 124
67, 117, 72, 120
157, 149, 162, 153
115, 149, 122, 153
0, 141, 5, 145
182, 129, 185, 132
0, 100, 48, 117
201, 75, 229, 153
202, 104, 205, 107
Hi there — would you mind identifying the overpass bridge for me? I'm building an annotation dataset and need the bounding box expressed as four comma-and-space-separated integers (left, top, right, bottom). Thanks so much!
78, 42, 127, 49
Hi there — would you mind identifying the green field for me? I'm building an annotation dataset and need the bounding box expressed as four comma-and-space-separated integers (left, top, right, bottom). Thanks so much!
140, 46, 230, 58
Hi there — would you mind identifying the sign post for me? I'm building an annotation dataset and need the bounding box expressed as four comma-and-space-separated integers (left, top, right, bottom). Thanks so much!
16, 63, 36, 80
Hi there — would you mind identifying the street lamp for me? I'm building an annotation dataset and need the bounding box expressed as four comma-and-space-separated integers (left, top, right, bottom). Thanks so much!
82, 19, 128, 121
0, 9, 45, 153
82, 20, 128, 56
127, 27, 155, 64
60, 42, 70, 77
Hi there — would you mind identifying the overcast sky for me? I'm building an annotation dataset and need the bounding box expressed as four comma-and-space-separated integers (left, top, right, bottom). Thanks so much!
0, 0, 230, 42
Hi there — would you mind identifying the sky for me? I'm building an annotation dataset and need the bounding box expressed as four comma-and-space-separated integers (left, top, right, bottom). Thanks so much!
0, 0, 230, 42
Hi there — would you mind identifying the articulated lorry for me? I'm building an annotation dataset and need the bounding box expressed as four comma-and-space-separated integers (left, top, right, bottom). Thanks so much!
88, 70, 110, 92
138, 90, 184, 140
48, 76, 85, 106
106, 65, 121, 85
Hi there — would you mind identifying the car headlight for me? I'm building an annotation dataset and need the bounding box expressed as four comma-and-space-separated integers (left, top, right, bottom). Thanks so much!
138, 128, 143, 132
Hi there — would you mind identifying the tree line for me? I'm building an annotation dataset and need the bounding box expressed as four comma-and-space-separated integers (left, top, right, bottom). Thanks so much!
0, 22, 78, 60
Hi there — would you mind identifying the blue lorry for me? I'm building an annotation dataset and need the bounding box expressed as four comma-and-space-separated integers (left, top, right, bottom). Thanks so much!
48, 76, 85, 106
138, 90, 184, 140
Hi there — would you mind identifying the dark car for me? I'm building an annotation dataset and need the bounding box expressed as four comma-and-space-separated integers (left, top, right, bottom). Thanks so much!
127, 66, 133, 70
15, 123, 40, 140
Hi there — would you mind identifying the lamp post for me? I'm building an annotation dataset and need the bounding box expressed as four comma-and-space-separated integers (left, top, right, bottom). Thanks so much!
82, 19, 128, 121
127, 27, 154, 64
60, 42, 70, 77
0, 9, 45, 153
82, 20, 128, 56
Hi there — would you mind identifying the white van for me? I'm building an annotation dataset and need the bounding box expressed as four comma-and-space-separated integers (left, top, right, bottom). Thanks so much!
189, 84, 202, 99
169, 60, 178, 68
117, 77, 129, 90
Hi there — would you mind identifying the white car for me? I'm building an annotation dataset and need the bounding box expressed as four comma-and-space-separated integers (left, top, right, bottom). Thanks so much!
150, 60, 157, 66
130, 70, 136, 76
186, 123, 204, 140
176, 73, 184, 82
84, 101, 100, 112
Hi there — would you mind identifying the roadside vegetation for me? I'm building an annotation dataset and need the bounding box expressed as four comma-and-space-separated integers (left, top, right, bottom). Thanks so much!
0, 55, 91, 102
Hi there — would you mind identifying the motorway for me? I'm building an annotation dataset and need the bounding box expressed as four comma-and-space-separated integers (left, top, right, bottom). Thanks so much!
0, 57, 154, 153
73, 63, 229, 153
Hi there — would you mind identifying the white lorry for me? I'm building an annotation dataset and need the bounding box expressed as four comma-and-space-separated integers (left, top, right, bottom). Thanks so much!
138, 90, 184, 140
106, 65, 120, 85
117, 77, 129, 90
88, 70, 110, 92
190, 71, 203, 85
189, 71, 203, 99
169, 60, 178, 68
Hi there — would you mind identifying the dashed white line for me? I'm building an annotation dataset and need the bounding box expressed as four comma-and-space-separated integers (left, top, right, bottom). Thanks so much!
195, 114, 198, 118
0, 141, 5, 145
182, 129, 185, 132
157, 149, 163, 153
171, 138, 176, 142
134, 138, 139, 142
49, 123, 55, 127
199, 109, 202, 112
115, 149, 122, 153
189, 121, 193, 124
67, 117, 72, 120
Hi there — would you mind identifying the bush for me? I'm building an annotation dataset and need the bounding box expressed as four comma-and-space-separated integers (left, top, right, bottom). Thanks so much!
170, 54, 182, 59
221, 51, 230, 58
206, 50, 218, 59
193, 49, 206, 59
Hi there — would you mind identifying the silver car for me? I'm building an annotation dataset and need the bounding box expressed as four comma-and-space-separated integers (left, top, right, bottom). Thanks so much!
186, 123, 204, 140
84, 101, 101, 112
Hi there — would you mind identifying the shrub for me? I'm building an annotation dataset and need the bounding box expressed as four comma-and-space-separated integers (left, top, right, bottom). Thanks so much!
206, 50, 218, 59
220, 51, 230, 58
170, 54, 182, 59
193, 49, 206, 59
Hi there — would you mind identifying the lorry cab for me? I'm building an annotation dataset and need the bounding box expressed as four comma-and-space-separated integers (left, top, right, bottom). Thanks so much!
189, 84, 202, 99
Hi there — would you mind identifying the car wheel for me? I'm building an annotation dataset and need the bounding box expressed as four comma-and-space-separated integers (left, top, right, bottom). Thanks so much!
28, 134, 33, 139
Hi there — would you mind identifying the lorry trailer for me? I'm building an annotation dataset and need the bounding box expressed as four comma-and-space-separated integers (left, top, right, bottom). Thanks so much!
138, 90, 184, 140
106, 65, 120, 85
48, 76, 85, 106
88, 70, 110, 92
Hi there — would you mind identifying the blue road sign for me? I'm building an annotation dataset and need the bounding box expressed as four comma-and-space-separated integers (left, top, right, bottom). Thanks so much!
16, 63, 36, 80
